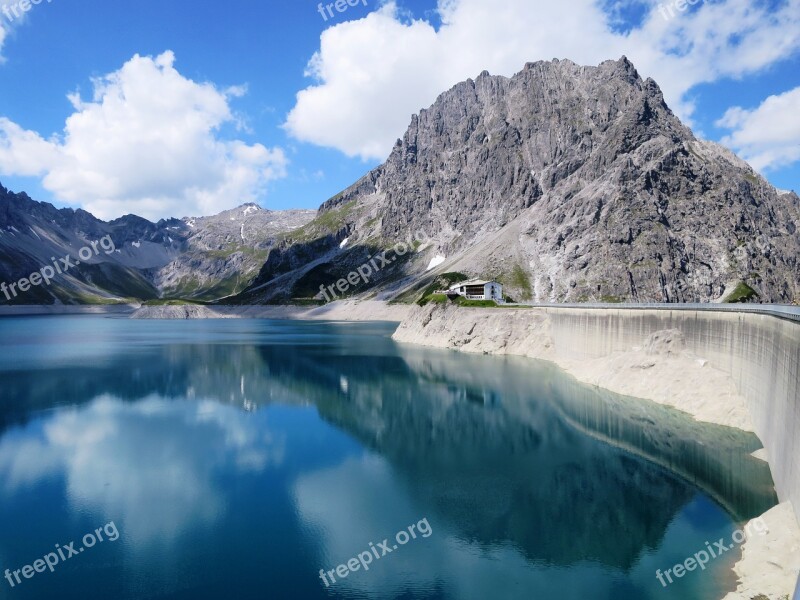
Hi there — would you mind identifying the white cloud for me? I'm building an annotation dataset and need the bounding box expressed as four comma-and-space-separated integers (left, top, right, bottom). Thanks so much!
0, 117, 60, 173
0, 51, 288, 221
285, 4, 444, 159
0, 23, 6, 62
285, 0, 800, 161
0, 2, 18, 62
716, 86, 800, 171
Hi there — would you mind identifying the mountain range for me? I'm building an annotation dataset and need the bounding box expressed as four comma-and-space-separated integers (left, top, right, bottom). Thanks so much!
0, 186, 314, 304
1, 57, 798, 306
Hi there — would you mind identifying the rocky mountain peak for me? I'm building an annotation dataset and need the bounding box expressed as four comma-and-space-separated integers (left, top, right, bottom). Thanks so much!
240, 57, 799, 304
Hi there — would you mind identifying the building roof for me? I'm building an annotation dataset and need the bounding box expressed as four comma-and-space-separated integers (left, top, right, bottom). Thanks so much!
447, 279, 497, 290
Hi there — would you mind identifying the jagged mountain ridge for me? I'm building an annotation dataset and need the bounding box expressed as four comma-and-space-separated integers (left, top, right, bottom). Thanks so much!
235, 57, 800, 304
151, 203, 316, 299
1, 56, 798, 305
0, 186, 314, 304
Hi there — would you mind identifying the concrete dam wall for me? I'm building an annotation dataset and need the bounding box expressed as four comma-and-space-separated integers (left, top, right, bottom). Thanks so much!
393, 303, 800, 525
543, 307, 799, 522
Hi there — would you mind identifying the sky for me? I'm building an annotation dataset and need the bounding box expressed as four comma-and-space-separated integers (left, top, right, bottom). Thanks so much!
0, 0, 797, 221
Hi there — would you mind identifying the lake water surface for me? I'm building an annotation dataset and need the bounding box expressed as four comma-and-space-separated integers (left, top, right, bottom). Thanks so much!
0, 317, 777, 599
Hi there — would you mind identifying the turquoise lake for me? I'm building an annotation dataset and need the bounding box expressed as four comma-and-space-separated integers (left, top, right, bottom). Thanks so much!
0, 316, 777, 599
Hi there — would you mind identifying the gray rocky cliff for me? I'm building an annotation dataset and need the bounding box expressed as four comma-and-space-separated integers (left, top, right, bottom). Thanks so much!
243, 57, 799, 304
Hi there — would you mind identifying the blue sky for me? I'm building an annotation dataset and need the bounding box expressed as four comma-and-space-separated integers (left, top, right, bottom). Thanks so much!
0, 0, 797, 221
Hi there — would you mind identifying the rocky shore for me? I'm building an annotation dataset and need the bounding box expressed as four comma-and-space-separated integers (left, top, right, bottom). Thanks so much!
723, 501, 800, 600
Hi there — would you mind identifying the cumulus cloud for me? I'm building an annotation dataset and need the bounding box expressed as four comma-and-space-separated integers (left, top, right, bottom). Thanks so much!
716, 87, 800, 171
285, 0, 800, 161
0, 51, 288, 221
0, 117, 60, 173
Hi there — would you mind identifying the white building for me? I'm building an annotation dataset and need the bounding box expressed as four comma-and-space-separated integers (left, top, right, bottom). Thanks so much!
446, 279, 503, 302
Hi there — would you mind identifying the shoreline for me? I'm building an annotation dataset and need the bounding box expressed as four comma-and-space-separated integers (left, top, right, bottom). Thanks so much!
133, 301, 412, 321
0, 301, 412, 322
0, 304, 139, 316
722, 501, 800, 600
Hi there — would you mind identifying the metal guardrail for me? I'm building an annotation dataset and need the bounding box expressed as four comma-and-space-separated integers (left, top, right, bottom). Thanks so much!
512, 302, 800, 324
